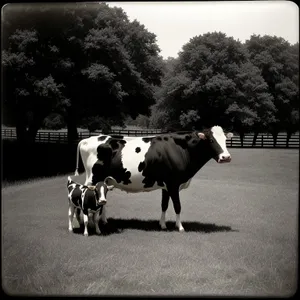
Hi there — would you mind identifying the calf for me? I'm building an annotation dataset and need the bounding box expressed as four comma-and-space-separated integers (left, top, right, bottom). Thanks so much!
67, 176, 114, 236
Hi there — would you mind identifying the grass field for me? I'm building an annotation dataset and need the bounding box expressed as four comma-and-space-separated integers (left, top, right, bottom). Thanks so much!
2, 149, 298, 296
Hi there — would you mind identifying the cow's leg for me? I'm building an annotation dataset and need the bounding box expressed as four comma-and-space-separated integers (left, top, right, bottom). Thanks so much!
83, 212, 89, 236
169, 187, 184, 232
94, 212, 101, 235
159, 189, 170, 230
68, 203, 75, 232
100, 205, 108, 224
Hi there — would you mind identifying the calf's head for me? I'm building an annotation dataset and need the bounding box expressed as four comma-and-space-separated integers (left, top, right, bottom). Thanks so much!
198, 125, 233, 163
91, 176, 115, 205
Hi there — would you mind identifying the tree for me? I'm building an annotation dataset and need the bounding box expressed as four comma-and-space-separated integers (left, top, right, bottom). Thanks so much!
246, 35, 299, 145
2, 3, 163, 143
225, 62, 276, 146
151, 31, 275, 142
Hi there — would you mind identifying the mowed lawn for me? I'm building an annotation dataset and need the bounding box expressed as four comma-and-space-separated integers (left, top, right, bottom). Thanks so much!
2, 149, 298, 296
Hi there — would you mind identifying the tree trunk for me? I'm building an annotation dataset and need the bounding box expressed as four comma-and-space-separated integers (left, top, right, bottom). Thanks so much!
271, 130, 279, 147
26, 110, 48, 144
252, 131, 259, 147
239, 131, 244, 147
27, 122, 41, 144
66, 109, 78, 144
16, 109, 28, 143
286, 131, 292, 148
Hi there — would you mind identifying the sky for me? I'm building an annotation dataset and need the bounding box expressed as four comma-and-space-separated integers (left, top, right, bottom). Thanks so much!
107, 1, 299, 59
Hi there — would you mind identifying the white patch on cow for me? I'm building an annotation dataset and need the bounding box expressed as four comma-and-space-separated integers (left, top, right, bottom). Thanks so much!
118, 136, 164, 193
99, 186, 106, 201
211, 126, 231, 161
79, 135, 110, 185
78, 135, 167, 193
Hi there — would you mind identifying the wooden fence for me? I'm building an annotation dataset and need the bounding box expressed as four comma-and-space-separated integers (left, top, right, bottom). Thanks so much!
1, 128, 299, 148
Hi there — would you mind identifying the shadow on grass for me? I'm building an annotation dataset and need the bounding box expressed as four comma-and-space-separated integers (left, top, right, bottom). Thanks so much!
73, 218, 236, 236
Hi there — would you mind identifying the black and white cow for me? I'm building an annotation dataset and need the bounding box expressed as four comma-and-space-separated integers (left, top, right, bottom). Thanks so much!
67, 176, 114, 236
74, 126, 233, 232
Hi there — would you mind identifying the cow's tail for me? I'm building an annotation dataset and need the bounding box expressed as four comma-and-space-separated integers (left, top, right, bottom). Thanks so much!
74, 140, 82, 176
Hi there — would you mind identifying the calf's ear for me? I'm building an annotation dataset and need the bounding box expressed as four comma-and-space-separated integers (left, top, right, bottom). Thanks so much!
104, 176, 115, 190
226, 132, 233, 139
198, 132, 206, 140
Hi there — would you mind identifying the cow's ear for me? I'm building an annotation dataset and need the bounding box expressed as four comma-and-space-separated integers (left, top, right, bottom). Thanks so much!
198, 132, 206, 140
104, 176, 115, 190
226, 132, 233, 139
87, 185, 96, 191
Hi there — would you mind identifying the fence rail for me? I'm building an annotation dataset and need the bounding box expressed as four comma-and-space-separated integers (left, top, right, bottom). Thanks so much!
2, 128, 299, 148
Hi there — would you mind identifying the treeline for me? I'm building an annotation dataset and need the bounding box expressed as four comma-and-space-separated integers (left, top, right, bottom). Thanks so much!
151, 33, 299, 144
2, 3, 299, 145
2, 3, 163, 142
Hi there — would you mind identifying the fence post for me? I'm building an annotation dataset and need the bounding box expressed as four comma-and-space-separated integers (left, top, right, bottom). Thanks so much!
261, 134, 263, 148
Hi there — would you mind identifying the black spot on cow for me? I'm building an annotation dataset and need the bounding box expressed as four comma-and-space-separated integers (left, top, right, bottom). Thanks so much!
98, 135, 107, 141
92, 137, 132, 185
174, 137, 188, 149
156, 136, 162, 141
135, 147, 141, 153
109, 139, 121, 151
96, 143, 113, 162
142, 137, 153, 143
163, 137, 169, 141
157, 180, 165, 187
185, 135, 192, 141
123, 171, 132, 185
142, 176, 156, 188
138, 161, 146, 172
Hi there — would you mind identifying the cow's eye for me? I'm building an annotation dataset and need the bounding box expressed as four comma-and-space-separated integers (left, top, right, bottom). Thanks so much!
210, 139, 214, 143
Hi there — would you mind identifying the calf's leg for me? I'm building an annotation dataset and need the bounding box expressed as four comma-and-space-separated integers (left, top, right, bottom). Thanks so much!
100, 205, 108, 224
83, 212, 89, 236
75, 208, 82, 227
159, 189, 170, 230
68, 203, 75, 232
94, 211, 101, 235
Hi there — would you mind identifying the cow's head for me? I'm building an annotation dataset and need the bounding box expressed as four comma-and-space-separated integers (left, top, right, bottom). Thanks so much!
198, 126, 233, 163
92, 176, 115, 205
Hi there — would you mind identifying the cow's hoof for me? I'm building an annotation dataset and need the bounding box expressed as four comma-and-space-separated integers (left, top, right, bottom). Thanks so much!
178, 227, 185, 232
84, 232, 89, 237
68, 228, 73, 232
101, 220, 108, 225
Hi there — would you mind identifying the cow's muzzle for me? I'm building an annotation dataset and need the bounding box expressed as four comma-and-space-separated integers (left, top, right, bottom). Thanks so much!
97, 199, 107, 205
218, 156, 231, 163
